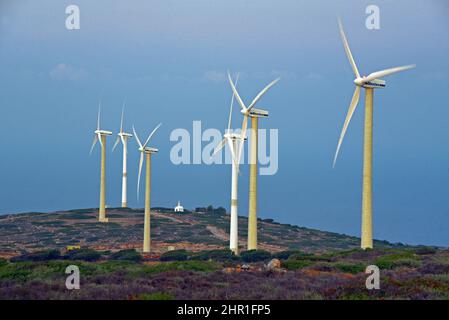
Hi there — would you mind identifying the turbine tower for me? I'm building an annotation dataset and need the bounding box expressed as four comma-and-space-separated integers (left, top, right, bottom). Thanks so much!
112, 103, 133, 208
90, 102, 112, 223
227, 71, 279, 250
213, 74, 247, 255
333, 19, 415, 249
133, 123, 162, 253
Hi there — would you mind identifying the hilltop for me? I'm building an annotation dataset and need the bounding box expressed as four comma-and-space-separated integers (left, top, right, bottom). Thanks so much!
0, 207, 402, 258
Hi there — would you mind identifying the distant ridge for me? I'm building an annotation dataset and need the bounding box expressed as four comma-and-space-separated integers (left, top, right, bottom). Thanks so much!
0, 207, 406, 258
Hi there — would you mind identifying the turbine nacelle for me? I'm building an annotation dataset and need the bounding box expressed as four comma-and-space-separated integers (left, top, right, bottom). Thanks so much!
354, 77, 386, 89
118, 132, 133, 138
249, 107, 269, 118
139, 146, 159, 154
224, 132, 247, 141
95, 129, 112, 136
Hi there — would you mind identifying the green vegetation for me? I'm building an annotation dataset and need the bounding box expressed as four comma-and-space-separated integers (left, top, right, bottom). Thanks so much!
191, 249, 239, 262
374, 252, 420, 269
109, 249, 142, 262
135, 292, 174, 300
65, 249, 102, 262
331, 262, 365, 274
272, 250, 305, 260
160, 250, 189, 261
141, 261, 220, 275
241, 250, 272, 262
11, 249, 61, 262
282, 259, 314, 270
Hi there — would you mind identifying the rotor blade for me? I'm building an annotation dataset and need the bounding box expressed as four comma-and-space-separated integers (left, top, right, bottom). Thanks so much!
132, 126, 143, 148
212, 138, 227, 157
237, 114, 248, 165
137, 152, 144, 201
364, 65, 416, 82
97, 132, 103, 149
338, 18, 360, 79
247, 77, 280, 111
97, 101, 101, 130
227, 71, 247, 111
120, 102, 125, 133
143, 123, 162, 148
227, 73, 240, 133
226, 138, 239, 169
112, 136, 120, 152
89, 135, 98, 155
333, 86, 361, 167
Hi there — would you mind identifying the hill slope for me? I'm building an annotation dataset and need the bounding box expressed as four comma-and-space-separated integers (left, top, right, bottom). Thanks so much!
0, 207, 401, 257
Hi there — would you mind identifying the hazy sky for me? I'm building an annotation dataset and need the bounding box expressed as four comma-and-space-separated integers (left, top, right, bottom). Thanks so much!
1, 0, 448, 246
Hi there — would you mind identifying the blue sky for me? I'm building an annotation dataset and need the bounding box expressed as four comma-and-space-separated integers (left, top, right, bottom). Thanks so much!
0, 0, 448, 246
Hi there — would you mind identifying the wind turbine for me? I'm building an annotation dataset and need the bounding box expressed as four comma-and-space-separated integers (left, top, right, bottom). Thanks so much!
90, 102, 112, 223
112, 102, 133, 208
227, 71, 279, 250
213, 73, 246, 255
133, 123, 162, 253
333, 19, 415, 249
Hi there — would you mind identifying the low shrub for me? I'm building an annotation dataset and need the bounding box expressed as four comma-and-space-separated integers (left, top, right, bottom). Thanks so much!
191, 249, 239, 262
374, 252, 419, 269
240, 250, 272, 262
282, 259, 313, 270
10, 250, 61, 262
0, 258, 7, 267
64, 249, 102, 262
272, 250, 305, 260
136, 292, 174, 300
0, 262, 33, 281
160, 250, 189, 262
332, 262, 365, 274
414, 247, 437, 255
110, 249, 142, 262
142, 261, 219, 274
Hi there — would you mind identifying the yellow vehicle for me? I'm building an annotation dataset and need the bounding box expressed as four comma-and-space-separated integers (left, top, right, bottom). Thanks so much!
66, 245, 81, 251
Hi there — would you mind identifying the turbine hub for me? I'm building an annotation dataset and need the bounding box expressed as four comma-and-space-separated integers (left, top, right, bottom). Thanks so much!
354, 78, 364, 86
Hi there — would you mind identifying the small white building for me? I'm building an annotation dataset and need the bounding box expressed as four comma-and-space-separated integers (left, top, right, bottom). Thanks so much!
174, 201, 184, 213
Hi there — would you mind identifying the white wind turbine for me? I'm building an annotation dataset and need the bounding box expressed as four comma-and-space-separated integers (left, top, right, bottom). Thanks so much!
112, 102, 133, 208
333, 19, 415, 249
133, 123, 162, 253
227, 71, 279, 250
90, 101, 112, 222
213, 73, 246, 255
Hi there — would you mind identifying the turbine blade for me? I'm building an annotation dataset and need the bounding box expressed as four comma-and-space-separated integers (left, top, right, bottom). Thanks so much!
137, 152, 144, 201
89, 135, 98, 155
333, 86, 361, 167
247, 77, 280, 111
97, 132, 103, 149
364, 64, 416, 82
112, 136, 120, 152
237, 114, 248, 165
97, 101, 101, 130
143, 123, 162, 148
338, 18, 360, 79
132, 126, 143, 148
227, 73, 240, 133
212, 138, 227, 157
120, 102, 125, 133
227, 71, 247, 111
226, 138, 239, 169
